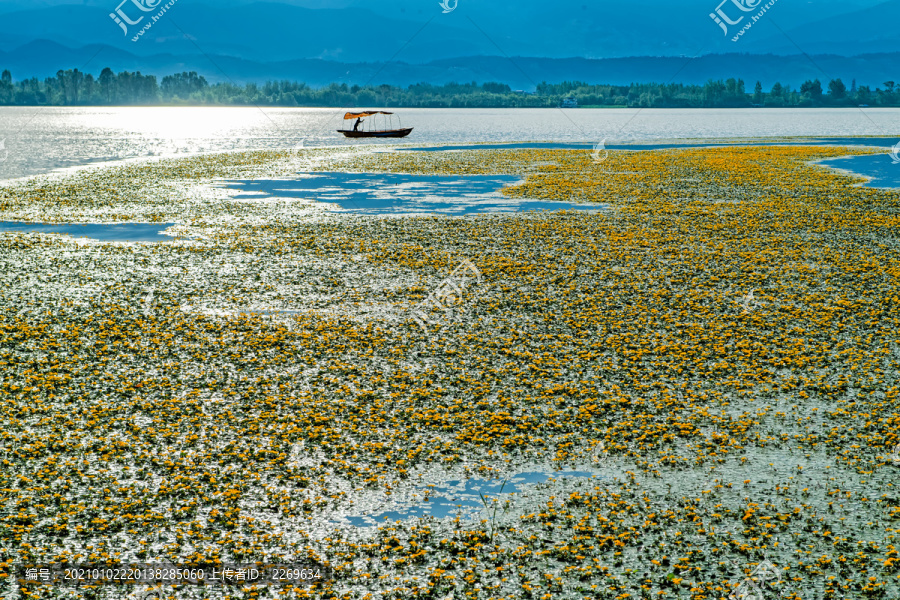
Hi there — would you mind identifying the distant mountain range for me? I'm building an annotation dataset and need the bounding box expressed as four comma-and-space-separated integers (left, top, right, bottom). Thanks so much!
2, 40, 898, 91
0, 0, 896, 66
0, 0, 897, 90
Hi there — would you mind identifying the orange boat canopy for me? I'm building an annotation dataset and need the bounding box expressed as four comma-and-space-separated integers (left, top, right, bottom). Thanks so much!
343, 111, 394, 119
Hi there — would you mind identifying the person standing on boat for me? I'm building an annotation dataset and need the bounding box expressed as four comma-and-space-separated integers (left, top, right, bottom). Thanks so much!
353, 117, 363, 131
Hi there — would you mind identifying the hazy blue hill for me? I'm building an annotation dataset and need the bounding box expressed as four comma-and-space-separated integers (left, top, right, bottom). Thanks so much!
753, 1, 900, 57
0, 0, 896, 65
161, 2, 489, 63
3, 40, 898, 91
0, 40, 142, 75
0, 5, 106, 54
0, 2, 491, 62
429, 54, 900, 90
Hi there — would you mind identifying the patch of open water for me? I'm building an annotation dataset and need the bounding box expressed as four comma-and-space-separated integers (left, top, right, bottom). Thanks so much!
338, 469, 600, 527
0, 221, 179, 242
219, 172, 607, 216
817, 153, 900, 189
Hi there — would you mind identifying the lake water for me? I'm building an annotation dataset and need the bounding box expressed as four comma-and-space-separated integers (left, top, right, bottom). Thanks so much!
340, 469, 598, 528
818, 154, 900, 189
1, 107, 898, 181
0, 221, 178, 241
221, 172, 608, 215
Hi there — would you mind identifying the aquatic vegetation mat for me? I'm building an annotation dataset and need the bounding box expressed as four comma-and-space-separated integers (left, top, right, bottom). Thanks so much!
1, 143, 900, 599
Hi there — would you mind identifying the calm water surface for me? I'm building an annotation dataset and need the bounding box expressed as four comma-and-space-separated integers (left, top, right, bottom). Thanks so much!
1, 107, 898, 181
818, 154, 900, 189
0, 221, 178, 241
221, 172, 608, 215
340, 469, 598, 527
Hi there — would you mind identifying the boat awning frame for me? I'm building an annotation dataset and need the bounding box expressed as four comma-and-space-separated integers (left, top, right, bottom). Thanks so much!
343, 111, 394, 119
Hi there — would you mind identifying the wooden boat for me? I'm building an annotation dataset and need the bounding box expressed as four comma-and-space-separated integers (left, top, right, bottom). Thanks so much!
337, 111, 413, 138
340, 128, 413, 138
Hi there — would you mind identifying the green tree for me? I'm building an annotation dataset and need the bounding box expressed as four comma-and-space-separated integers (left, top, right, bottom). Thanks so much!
99, 68, 115, 103
800, 79, 823, 100
482, 82, 511, 94
827, 78, 846, 100
856, 85, 872, 105
765, 82, 784, 106
0, 70, 11, 104
160, 71, 207, 99
72, 69, 84, 103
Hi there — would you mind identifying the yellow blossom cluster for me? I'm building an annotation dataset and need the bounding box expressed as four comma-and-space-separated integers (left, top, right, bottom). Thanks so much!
1, 142, 899, 599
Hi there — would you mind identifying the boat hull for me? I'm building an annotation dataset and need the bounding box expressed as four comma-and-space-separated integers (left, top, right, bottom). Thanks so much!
338, 128, 413, 138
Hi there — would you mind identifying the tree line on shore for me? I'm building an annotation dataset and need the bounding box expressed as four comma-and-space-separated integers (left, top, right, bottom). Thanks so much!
1, 68, 899, 108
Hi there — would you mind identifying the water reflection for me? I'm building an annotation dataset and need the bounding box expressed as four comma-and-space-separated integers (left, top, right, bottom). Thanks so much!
817, 153, 900, 190
0, 221, 178, 242
3, 106, 899, 180
220, 172, 607, 216
342, 469, 599, 527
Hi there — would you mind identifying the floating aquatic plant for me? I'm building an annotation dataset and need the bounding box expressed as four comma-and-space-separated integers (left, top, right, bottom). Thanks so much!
1, 141, 899, 599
